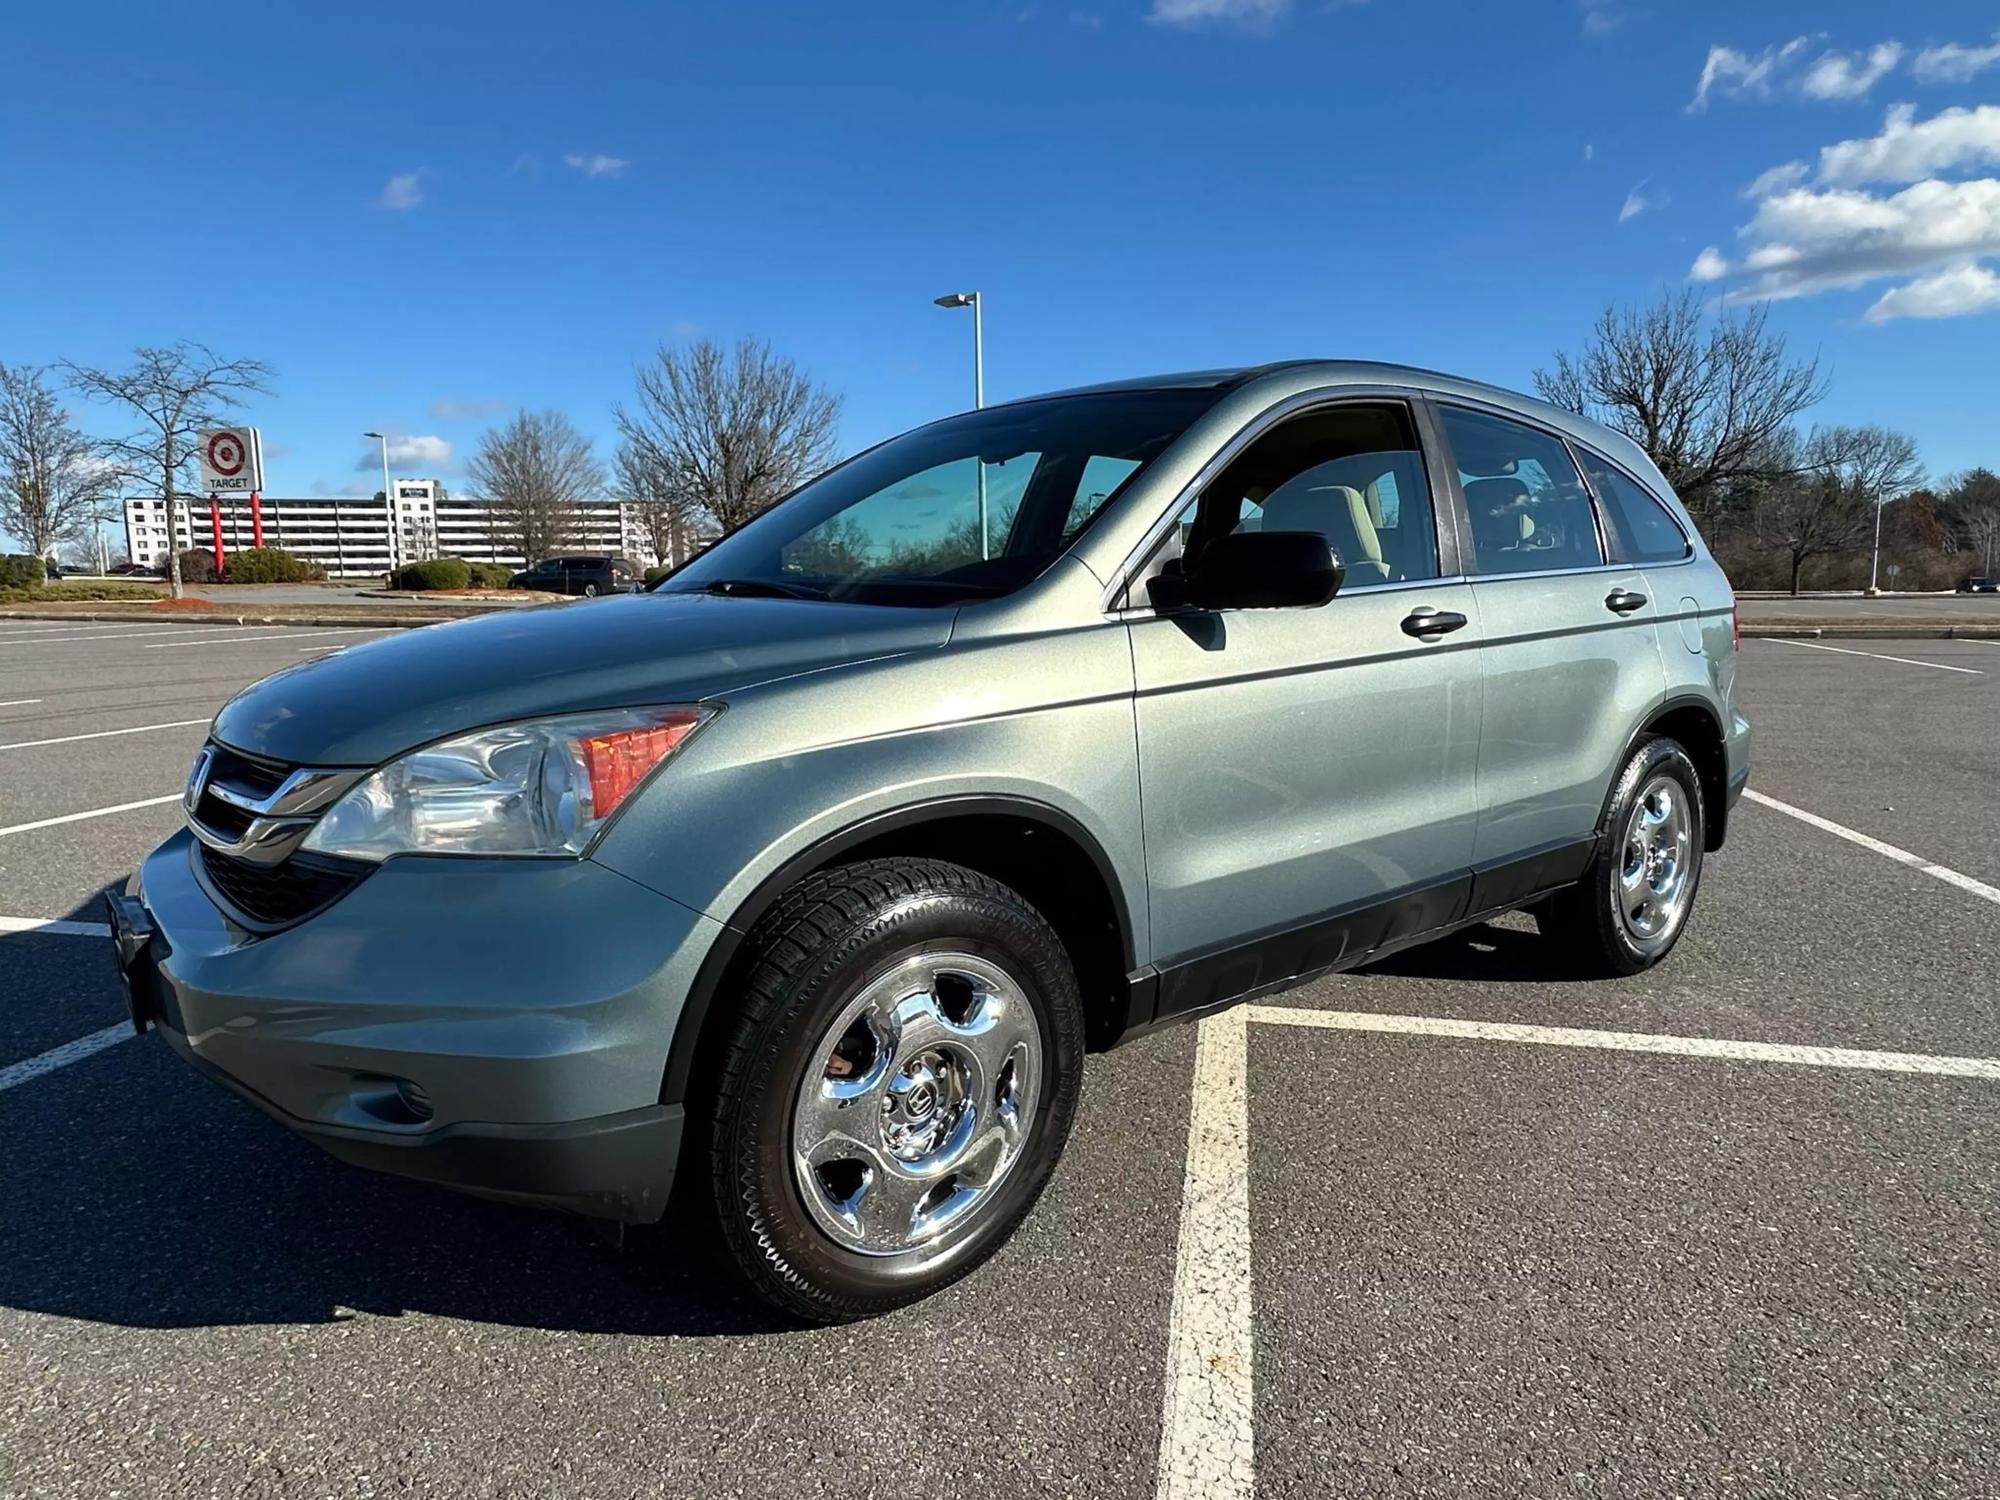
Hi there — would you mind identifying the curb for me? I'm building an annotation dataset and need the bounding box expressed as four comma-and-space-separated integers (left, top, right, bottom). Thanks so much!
1741, 623, 2000, 640
0, 609, 452, 629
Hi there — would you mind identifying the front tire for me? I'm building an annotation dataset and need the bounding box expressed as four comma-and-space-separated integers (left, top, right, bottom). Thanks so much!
1541, 735, 1706, 976
704, 858, 1084, 1323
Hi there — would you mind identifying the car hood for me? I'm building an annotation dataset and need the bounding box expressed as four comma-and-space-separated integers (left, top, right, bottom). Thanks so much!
211, 592, 954, 766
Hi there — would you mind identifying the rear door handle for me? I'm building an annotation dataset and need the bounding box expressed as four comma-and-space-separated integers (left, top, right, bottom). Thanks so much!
1402, 607, 1469, 639
1605, 589, 1648, 615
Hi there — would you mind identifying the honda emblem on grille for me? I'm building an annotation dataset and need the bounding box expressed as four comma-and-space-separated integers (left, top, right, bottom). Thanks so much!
184, 745, 215, 815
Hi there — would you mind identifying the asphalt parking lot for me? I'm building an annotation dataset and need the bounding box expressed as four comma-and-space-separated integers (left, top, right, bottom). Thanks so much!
2, 620, 1996, 1499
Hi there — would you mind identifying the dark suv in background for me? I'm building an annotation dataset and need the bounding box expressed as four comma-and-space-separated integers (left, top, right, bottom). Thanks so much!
509, 555, 641, 596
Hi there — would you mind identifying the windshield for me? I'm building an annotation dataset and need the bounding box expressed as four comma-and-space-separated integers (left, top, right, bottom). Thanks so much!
659, 388, 1224, 606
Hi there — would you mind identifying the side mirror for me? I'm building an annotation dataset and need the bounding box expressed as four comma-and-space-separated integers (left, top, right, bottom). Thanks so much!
1147, 530, 1344, 613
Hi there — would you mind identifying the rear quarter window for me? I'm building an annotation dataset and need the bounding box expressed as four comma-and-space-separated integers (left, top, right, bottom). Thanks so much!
1578, 454, 1692, 564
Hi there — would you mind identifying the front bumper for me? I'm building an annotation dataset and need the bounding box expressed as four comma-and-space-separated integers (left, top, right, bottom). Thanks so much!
118, 830, 726, 1222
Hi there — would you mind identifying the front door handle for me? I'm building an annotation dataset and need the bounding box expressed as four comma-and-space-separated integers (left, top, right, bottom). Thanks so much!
1402, 607, 1469, 639
1605, 589, 1648, 615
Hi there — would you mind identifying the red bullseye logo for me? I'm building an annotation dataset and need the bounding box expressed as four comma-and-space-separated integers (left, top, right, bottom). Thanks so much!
207, 431, 246, 478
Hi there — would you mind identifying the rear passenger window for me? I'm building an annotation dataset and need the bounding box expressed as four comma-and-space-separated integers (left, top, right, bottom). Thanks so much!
1185, 402, 1440, 589
1577, 453, 1691, 563
1440, 406, 1604, 576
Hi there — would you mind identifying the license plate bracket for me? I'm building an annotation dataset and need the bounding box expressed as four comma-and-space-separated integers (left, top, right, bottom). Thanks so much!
104, 891, 160, 1034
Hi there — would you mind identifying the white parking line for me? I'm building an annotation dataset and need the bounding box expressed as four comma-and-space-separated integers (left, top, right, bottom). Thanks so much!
1244, 1005, 2000, 1078
0, 915, 111, 938
0, 718, 210, 753
0, 626, 246, 645
1766, 638, 1982, 674
0, 794, 180, 838
1157, 1007, 1254, 1500
1153, 1004, 2000, 1500
142, 628, 380, 649
0, 1026, 132, 1094
0, 698, 43, 708
1743, 789, 2000, 907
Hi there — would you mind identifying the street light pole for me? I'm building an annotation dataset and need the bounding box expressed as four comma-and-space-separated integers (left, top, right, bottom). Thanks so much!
1869, 494, 1885, 593
933, 291, 987, 555
364, 431, 393, 571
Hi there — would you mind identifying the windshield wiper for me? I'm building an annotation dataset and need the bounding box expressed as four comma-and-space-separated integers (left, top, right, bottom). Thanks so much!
697, 577, 831, 601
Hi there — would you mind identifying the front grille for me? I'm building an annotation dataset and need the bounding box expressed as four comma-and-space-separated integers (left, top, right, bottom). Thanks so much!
198, 843, 371, 928
187, 740, 373, 930
207, 743, 291, 798
194, 788, 256, 840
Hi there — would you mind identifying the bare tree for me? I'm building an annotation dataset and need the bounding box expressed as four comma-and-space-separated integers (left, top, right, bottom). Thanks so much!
0, 362, 115, 560
615, 437, 701, 569
614, 337, 841, 534
1535, 290, 1827, 523
1939, 468, 2000, 575
1746, 425, 1923, 594
63, 343, 273, 597
467, 410, 605, 565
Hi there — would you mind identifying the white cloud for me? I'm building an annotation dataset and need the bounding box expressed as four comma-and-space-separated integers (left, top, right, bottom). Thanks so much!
1701, 104, 2000, 321
358, 434, 454, 471
1688, 37, 1811, 111
1864, 261, 2000, 321
1584, 143, 1595, 162
1148, 0, 1289, 28
428, 398, 508, 421
377, 171, 426, 211
1580, 1, 1621, 38
1069, 9, 1103, 27
1799, 42, 1903, 101
1912, 33, 2000, 85
563, 152, 629, 179
1716, 178, 2000, 302
1619, 182, 1664, 222
1744, 160, 1809, 198
1816, 103, 2000, 187
1690, 246, 1731, 281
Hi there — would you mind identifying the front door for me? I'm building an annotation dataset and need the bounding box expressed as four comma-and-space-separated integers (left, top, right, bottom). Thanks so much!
1129, 397, 1483, 1018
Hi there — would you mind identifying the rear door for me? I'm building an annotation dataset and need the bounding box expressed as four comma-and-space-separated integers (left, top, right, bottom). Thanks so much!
1434, 401, 1666, 893
1127, 395, 1483, 1017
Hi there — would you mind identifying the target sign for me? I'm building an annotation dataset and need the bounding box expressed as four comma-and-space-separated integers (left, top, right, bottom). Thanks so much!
197, 427, 264, 493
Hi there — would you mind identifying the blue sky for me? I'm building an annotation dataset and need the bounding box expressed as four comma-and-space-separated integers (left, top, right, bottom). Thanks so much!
3, 0, 1997, 534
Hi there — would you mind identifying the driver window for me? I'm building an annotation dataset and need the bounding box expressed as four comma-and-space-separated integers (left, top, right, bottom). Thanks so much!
1155, 402, 1440, 592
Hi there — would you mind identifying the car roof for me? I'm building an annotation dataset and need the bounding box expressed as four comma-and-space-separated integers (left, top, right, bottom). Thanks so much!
1002, 360, 1675, 500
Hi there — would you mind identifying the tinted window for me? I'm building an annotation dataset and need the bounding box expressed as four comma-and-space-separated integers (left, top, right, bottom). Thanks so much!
665, 389, 1223, 606
1577, 453, 1690, 563
1440, 406, 1603, 575
1185, 402, 1439, 588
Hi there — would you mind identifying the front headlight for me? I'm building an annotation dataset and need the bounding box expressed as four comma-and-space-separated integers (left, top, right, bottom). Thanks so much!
300, 705, 712, 862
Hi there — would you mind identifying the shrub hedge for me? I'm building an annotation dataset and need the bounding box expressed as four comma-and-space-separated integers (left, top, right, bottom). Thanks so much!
0, 554, 46, 588
176, 548, 218, 583
391, 557, 472, 591
465, 561, 513, 589
643, 564, 673, 585
223, 547, 326, 584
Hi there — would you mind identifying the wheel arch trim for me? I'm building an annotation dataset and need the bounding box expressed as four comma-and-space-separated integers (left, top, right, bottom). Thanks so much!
658, 794, 1140, 1105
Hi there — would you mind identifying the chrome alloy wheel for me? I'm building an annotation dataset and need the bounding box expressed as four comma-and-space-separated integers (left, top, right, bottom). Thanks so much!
792, 952, 1041, 1257
1618, 773, 1693, 945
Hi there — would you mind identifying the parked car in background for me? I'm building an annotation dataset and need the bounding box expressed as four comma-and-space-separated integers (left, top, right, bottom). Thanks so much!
508, 555, 642, 596
1957, 576, 1998, 593
111, 360, 1748, 1323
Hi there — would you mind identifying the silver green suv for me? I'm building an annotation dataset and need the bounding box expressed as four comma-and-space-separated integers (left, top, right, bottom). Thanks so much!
109, 362, 1749, 1322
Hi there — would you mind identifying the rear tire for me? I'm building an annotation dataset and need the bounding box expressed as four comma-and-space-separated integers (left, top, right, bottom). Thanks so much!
1541, 735, 1705, 977
703, 858, 1084, 1323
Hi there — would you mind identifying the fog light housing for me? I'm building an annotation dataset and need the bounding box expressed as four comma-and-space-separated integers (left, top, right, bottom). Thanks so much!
394, 1079, 435, 1123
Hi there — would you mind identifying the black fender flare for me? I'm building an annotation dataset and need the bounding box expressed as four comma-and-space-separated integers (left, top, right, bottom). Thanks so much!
659, 794, 1138, 1105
